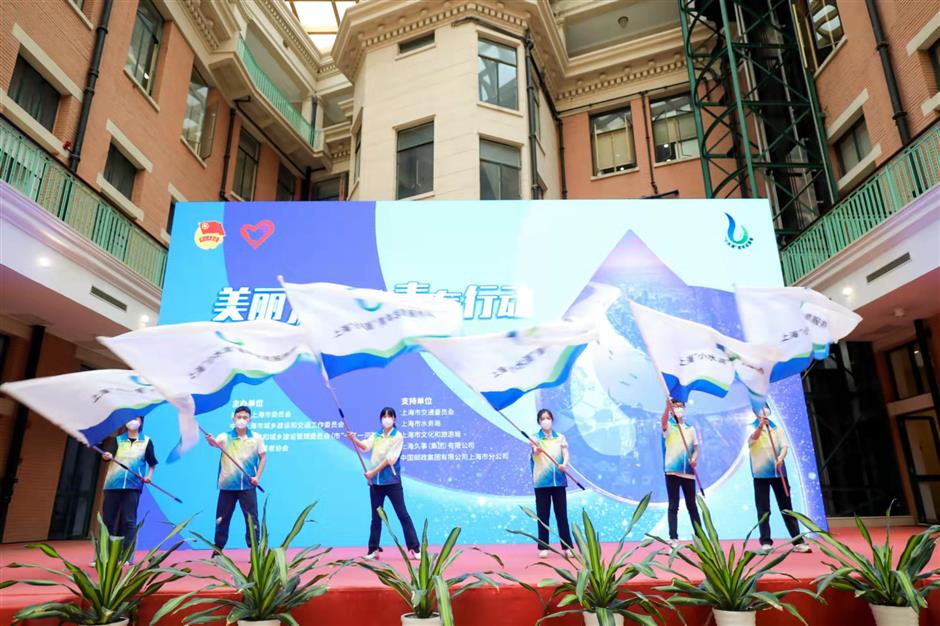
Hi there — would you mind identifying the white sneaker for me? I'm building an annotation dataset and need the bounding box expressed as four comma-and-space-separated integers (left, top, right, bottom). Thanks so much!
363, 551, 380, 561
793, 543, 811, 553
563, 549, 576, 558
89, 561, 97, 567
407, 550, 418, 560
538, 549, 550, 558
668, 539, 679, 550
759, 543, 773, 554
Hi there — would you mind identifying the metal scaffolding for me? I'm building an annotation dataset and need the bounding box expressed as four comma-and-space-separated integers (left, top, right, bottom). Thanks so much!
678, 0, 837, 245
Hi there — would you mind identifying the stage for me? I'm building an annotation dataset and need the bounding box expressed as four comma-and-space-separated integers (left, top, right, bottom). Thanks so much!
2, 526, 939, 626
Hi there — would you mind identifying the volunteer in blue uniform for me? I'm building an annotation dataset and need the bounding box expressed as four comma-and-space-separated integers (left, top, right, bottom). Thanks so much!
661, 399, 701, 547
347, 407, 420, 560
530, 409, 574, 558
205, 405, 267, 550
748, 403, 810, 553
100, 415, 157, 562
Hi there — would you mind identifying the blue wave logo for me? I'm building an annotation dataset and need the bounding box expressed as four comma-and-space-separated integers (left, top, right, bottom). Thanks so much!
724, 213, 754, 250
215, 330, 245, 346
356, 298, 383, 312
129, 374, 152, 387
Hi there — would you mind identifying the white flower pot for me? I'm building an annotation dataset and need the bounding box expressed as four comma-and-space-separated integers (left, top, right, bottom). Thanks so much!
237, 621, 281, 626
401, 613, 442, 625
870, 604, 919, 626
583, 612, 624, 626
713, 609, 757, 626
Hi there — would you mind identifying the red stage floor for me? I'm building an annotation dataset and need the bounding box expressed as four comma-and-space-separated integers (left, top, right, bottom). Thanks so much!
2, 528, 939, 625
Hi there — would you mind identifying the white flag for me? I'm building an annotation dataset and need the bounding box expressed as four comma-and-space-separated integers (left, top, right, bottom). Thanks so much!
99, 320, 312, 458
735, 286, 862, 381
417, 319, 597, 410
629, 301, 782, 409
0, 370, 190, 448
280, 279, 463, 377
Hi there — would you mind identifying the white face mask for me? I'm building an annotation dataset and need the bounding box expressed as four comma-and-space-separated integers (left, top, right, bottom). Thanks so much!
381, 417, 395, 429
126, 419, 140, 431
672, 407, 685, 419
540, 419, 552, 431
234, 417, 249, 430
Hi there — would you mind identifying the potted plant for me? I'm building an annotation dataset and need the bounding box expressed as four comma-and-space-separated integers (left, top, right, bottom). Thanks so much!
0, 514, 190, 625
789, 507, 940, 626
153, 502, 332, 626
508, 493, 670, 626
652, 496, 815, 626
355, 507, 503, 625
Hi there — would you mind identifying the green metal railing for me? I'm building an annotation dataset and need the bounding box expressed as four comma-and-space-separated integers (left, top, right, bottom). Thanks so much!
0, 118, 167, 288
780, 124, 940, 284
237, 37, 317, 147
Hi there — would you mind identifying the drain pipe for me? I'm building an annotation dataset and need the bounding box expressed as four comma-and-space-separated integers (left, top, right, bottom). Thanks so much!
865, 0, 910, 145
0, 326, 45, 538
69, 0, 113, 171
524, 31, 541, 200
218, 107, 236, 201
641, 91, 659, 196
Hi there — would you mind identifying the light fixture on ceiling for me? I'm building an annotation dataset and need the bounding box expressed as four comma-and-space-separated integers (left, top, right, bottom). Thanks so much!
618, 16, 629, 28
841, 286, 853, 297
139, 314, 151, 324
37, 256, 51, 267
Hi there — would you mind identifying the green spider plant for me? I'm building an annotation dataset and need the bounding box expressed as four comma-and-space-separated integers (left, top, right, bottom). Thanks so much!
354, 507, 503, 625
789, 506, 940, 609
652, 496, 815, 623
507, 493, 672, 626
153, 502, 333, 625
0, 514, 190, 625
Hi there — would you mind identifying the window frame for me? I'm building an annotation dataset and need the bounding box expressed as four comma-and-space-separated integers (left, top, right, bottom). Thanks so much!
650, 93, 699, 164
9, 55, 60, 132
478, 38, 519, 110
399, 32, 435, 55
182, 68, 210, 155
834, 118, 871, 175
276, 164, 296, 201
589, 105, 638, 176
396, 121, 434, 200
232, 130, 261, 201
887, 340, 931, 401
103, 144, 137, 199
125, 0, 163, 93
479, 138, 521, 200
929, 40, 940, 91
313, 176, 342, 201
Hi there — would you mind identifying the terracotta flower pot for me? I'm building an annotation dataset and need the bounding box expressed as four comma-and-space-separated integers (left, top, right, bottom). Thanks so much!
237, 621, 282, 626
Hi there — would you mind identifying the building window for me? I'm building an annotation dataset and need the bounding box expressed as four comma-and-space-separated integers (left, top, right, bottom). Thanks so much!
9, 56, 60, 132
232, 130, 260, 200
399, 32, 434, 54
104, 145, 137, 199
182, 68, 212, 156
835, 118, 871, 175
651, 94, 699, 163
125, 0, 163, 93
480, 139, 520, 200
276, 164, 296, 201
888, 341, 932, 400
353, 128, 361, 183
314, 177, 342, 201
478, 38, 518, 110
396, 122, 434, 199
930, 41, 940, 90
167, 199, 176, 235
797, 0, 844, 69
590, 106, 637, 175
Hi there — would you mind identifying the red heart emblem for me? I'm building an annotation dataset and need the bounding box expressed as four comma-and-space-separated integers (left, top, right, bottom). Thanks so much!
240, 220, 275, 249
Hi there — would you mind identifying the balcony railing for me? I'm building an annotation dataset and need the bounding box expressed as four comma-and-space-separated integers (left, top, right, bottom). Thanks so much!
236, 37, 317, 147
780, 124, 940, 284
0, 118, 167, 288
